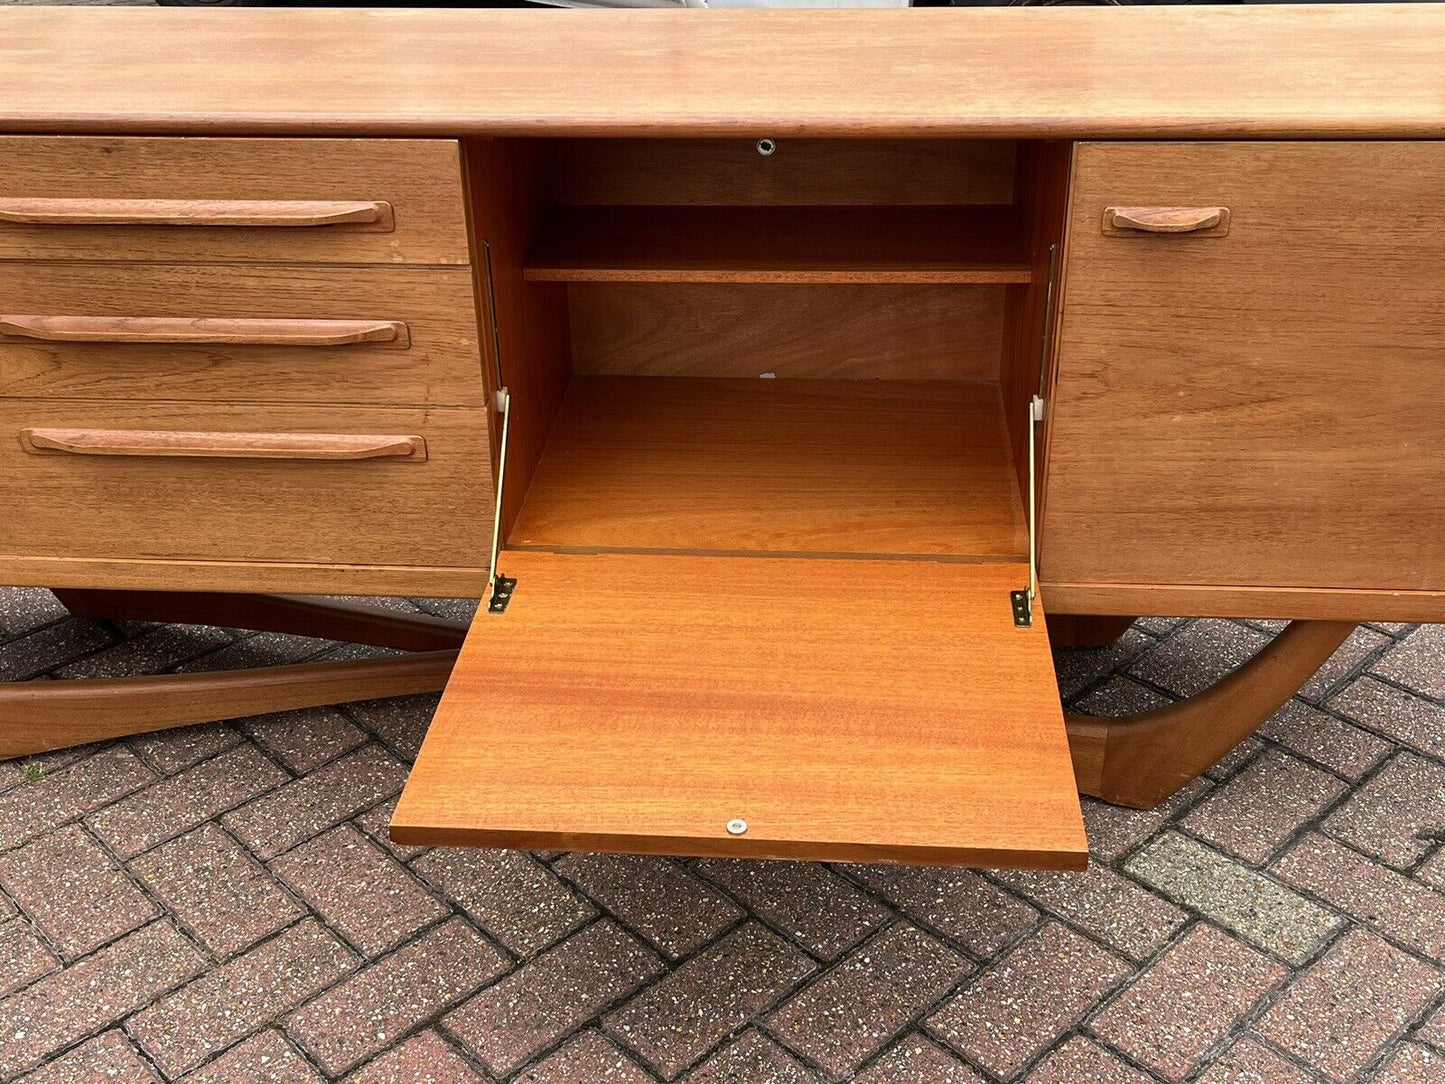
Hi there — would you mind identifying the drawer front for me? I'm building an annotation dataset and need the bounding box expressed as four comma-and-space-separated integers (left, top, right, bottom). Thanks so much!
0, 263, 485, 407
0, 137, 469, 265
0, 400, 492, 569
1044, 141, 1445, 593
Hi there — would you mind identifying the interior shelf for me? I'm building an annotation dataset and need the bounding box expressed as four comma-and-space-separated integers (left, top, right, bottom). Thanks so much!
522, 205, 1033, 284
508, 376, 1028, 560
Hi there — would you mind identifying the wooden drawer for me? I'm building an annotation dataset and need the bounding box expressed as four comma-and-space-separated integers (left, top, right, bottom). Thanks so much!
0, 137, 469, 265
1044, 141, 1445, 595
0, 399, 492, 570
0, 262, 485, 408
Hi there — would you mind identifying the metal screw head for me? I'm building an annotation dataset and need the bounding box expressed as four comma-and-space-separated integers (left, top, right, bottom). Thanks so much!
756, 138, 777, 157
726, 818, 748, 836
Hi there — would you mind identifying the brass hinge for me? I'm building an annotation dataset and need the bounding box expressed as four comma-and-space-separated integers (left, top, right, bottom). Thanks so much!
486, 386, 514, 614
1014, 394, 1045, 628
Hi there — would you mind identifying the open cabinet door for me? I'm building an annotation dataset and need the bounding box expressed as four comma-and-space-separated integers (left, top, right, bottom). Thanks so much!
392, 551, 1086, 870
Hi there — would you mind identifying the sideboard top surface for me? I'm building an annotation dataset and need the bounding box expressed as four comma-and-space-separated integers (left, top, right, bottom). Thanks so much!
1, 5, 1443, 139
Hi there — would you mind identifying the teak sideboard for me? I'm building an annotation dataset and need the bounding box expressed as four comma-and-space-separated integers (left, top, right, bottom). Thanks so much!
1, 5, 1443, 872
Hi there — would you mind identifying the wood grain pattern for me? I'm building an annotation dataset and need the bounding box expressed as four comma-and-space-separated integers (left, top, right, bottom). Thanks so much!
1, 8, 1442, 139
524, 206, 1032, 285
0, 650, 457, 760
567, 283, 1004, 382
21, 427, 426, 462
0, 400, 491, 571
0, 262, 481, 407
0, 315, 407, 348
1044, 141, 1445, 594
1044, 581, 1445, 625
1067, 621, 1354, 808
391, 552, 1086, 869
555, 139, 1017, 206
54, 589, 468, 651
508, 377, 1027, 560
0, 137, 466, 264
464, 140, 574, 537
0, 197, 391, 228
1102, 206, 1228, 235
0, 555, 489, 598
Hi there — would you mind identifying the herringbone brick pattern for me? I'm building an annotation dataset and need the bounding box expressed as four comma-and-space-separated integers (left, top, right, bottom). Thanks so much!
1, 588, 1442, 1083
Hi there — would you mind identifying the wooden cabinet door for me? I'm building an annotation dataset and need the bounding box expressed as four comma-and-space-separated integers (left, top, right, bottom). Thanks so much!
1044, 142, 1445, 597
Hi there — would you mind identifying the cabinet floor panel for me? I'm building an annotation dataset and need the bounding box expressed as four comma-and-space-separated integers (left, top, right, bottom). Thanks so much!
509, 376, 1027, 561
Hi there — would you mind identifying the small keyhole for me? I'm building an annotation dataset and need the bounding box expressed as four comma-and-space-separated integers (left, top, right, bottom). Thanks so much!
756, 138, 777, 157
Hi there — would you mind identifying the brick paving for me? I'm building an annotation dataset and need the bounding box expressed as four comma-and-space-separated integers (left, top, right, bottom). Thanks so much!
0, 595, 1443, 1082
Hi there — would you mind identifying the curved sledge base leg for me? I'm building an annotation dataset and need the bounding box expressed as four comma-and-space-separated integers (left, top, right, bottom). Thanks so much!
1065, 620, 1356, 809
2, 590, 469, 760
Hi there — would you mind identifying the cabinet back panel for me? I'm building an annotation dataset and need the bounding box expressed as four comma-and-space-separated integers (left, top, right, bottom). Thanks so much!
555, 139, 1016, 207
568, 283, 1003, 381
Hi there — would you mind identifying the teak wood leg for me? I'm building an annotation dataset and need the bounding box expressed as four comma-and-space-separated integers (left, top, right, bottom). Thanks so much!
1, 590, 469, 760
1064, 619, 1355, 809
1048, 614, 1138, 648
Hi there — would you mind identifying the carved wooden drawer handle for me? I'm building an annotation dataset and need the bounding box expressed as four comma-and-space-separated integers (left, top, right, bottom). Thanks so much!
20, 428, 427, 461
0, 198, 393, 228
0, 315, 408, 347
1103, 206, 1230, 235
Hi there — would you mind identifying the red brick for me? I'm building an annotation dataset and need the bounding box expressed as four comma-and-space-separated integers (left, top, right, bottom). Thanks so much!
1369, 624, 1445, 699
1182, 748, 1347, 864
0, 617, 113, 681
0, 824, 157, 960
129, 918, 357, 1078
131, 823, 302, 958
513, 1030, 653, 1084
223, 744, 408, 859
842, 863, 1037, 957
288, 917, 507, 1075
1257, 928, 1443, 1082
344, 692, 440, 761
1092, 924, 1285, 1081
687, 1030, 822, 1084
344, 1030, 486, 1084
1331, 676, 1445, 761
605, 921, 813, 1078
555, 853, 740, 959
355, 795, 427, 861
1273, 832, 1445, 960
130, 722, 243, 775
1260, 699, 1389, 781
1128, 620, 1270, 698
927, 921, 1130, 1080
1079, 778, 1213, 863
177, 1031, 324, 1084
996, 864, 1189, 962
696, 858, 887, 960
767, 924, 970, 1076
0, 921, 205, 1079
447, 918, 662, 1076
854, 1034, 985, 1084
1324, 752, 1445, 870
87, 743, 288, 859
272, 824, 448, 956
1020, 1037, 1153, 1084
1370, 1043, 1445, 1084
1194, 1036, 1316, 1084
412, 848, 593, 956
243, 706, 368, 774
0, 918, 58, 997
55, 622, 232, 680
0, 746, 155, 850
17, 1030, 161, 1084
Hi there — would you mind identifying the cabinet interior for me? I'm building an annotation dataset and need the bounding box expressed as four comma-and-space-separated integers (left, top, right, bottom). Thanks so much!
466, 137, 1070, 563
